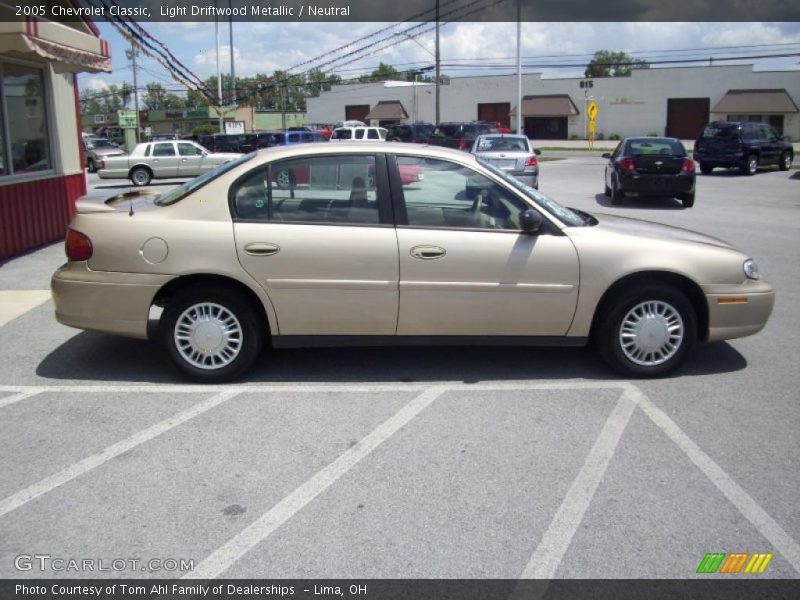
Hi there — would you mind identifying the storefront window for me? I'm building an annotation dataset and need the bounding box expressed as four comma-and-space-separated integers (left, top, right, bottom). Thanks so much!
1, 62, 51, 175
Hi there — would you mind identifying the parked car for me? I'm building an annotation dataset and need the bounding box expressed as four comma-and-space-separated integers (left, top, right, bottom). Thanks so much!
385, 123, 435, 143
240, 132, 282, 153
470, 133, 540, 190
83, 137, 125, 173
693, 121, 793, 175
603, 137, 696, 208
96, 140, 241, 186
330, 126, 387, 141
198, 134, 245, 153
428, 122, 499, 151
54, 143, 773, 382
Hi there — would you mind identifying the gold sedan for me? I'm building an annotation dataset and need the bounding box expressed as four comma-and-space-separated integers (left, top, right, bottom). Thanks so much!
52, 143, 774, 381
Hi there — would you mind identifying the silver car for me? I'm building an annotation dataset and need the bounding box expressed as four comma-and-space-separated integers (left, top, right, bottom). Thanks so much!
471, 134, 540, 189
83, 137, 125, 173
97, 140, 241, 186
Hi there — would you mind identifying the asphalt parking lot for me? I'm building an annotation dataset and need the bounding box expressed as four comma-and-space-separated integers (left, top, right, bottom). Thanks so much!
0, 158, 798, 581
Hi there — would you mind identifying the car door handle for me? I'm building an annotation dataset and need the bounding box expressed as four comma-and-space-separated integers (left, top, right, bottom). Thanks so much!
244, 242, 280, 256
410, 245, 446, 260
181, 158, 188, 162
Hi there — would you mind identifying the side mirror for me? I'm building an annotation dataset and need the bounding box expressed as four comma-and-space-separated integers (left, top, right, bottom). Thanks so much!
534, 149, 542, 156
519, 209, 543, 234
601, 152, 611, 159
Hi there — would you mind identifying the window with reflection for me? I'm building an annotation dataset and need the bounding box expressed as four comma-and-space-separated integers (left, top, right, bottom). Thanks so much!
2, 62, 51, 175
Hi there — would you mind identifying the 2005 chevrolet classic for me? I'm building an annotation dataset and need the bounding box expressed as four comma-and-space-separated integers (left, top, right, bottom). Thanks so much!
52, 143, 774, 382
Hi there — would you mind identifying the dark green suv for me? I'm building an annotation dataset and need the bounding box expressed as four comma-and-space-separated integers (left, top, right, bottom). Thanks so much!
693, 121, 793, 175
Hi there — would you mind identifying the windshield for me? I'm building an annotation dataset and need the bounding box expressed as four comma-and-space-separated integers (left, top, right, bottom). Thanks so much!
155, 153, 255, 206
88, 139, 116, 149
477, 158, 586, 227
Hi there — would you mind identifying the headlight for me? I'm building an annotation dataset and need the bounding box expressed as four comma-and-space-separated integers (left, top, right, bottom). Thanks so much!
743, 259, 759, 280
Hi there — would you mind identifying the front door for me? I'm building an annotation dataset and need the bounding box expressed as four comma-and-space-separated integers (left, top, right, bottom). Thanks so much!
176, 142, 208, 176
392, 155, 580, 336
231, 153, 399, 336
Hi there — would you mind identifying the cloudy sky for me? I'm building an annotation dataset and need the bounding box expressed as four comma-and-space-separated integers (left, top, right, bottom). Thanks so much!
80, 21, 800, 94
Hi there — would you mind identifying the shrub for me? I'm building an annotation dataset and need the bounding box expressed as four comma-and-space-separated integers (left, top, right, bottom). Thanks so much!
569, 134, 579, 140
609, 133, 621, 141
192, 124, 219, 137
647, 132, 659, 137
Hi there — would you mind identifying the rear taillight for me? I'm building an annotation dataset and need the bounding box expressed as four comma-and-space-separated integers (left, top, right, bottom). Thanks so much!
525, 155, 538, 167
458, 139, 469, 151
65, 229, 93, 261
681, 158, 696, 173
619, 157, 636, 172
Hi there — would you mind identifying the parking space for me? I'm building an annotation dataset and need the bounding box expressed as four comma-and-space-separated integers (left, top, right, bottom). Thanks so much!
0, 160, 797, 581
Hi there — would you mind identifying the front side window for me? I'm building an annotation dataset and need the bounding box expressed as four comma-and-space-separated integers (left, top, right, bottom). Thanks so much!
354, 129, 365, 140
397, 156, 528, 230
232, 155, 379, 225
2, 62, 51, 175
153, 143, 176, 157
178, 143, 203, 156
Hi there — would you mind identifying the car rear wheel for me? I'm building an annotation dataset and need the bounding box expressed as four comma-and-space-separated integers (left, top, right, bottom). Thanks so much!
699, 162, 713, 175
130, 167, 152, 186
604, 183, 611, 197
741, 154, 758, 176
680, 192, 695, 208
610, 177, 623, 205
162, 287, 264, 382
594, 284, 697, 377
87, 158, 96, 173
779, 151, 793, 171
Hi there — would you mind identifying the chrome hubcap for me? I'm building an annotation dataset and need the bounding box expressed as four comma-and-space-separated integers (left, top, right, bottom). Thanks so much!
174, 302, 242, 370
133, 171, 148, 184
749, 159, 757, 173
784, 154, 792, 168
619, 300, 684, 367
276, 170, 290, 187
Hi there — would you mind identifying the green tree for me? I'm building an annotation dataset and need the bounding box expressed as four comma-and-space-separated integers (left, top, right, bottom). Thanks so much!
141, 82, 186, 110
584, 50, 649, 78
359, 62, 401, 83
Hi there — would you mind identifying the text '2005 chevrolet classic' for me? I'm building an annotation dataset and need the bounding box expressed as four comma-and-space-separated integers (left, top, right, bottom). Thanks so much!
52, 143, 774, 382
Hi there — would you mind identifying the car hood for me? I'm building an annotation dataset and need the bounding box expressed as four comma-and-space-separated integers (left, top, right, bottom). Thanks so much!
591, 212, 735, 250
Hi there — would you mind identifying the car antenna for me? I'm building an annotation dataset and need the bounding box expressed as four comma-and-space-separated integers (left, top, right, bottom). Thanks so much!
129, 195, 135, 217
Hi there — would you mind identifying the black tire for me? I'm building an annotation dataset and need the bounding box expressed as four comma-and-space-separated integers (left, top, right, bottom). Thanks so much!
741, 154, 758, 176
130, 166, 152, 187
604, 183, 611, 197
610, 177, 623, 206
87, 158, 96, 173
699, 162, 713, 175
161, 286, 265, 382
593, 284, 697, 378
680, 192, 695, 208
778, 151, 793, 171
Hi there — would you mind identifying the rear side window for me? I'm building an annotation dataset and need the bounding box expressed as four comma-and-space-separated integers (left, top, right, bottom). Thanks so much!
354, 129, 365, 140
232, 155, 380, 225
367, 128, 380, 140
331, 129, 351, 140
153, 143, 175, 157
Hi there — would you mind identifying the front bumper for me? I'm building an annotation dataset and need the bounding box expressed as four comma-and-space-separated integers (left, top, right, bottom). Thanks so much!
51, 262, 172, 339
702, 280, 775, 342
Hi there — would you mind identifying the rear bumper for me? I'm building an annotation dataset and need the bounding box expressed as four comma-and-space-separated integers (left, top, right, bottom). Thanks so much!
618, 172, 694, 196
51, 262, 172, 339
693, 151, 745, 168
510, 172, 538, 188
702, 281, 775, 342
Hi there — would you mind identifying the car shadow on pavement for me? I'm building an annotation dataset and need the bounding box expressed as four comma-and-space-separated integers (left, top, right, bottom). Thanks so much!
36, 331, 748, 384
594, 193, 685, 210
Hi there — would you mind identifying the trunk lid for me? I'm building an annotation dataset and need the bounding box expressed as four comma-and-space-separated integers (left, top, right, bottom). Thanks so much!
75, 190, 162, 214
631, 154, 684, 175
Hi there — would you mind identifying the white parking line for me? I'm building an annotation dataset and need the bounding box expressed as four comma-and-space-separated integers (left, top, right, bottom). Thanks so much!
519, 386, 638, 579
186, 385, 449, 579
635, 388, 800, 574
0, 388, 45, 409
0, 389, 241, 519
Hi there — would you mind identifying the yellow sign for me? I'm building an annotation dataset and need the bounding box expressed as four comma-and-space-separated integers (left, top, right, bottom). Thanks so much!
588, 100, 598, 121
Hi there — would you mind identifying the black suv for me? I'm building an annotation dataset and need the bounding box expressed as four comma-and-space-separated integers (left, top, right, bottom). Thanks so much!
385, 123, 435, 143
693, 121, 793, 175
428, 122, 499, 151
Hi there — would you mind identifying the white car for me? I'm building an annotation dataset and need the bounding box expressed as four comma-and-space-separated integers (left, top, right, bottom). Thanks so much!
330, 126, 387, 142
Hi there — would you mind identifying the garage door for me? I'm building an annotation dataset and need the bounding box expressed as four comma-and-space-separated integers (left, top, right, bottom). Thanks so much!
345, 105, 370, 123
478, 103, 511, 129
666, 98, 710, 140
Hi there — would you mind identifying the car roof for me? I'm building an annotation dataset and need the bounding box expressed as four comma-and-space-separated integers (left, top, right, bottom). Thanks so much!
252, 141, 477, 164
623, 136, 681, 143
476, 133, 528, 139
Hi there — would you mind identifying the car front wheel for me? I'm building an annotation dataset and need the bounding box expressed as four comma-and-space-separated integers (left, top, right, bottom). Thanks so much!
130, 167, 152, 186
162, 287, 264, 382
594, 284, 697, 377
779, 151, 793, 171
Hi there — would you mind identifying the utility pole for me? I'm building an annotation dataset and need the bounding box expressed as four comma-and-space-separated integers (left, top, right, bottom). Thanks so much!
229, 0, 236, 107
435, 0, 440, 124
516, 0, 522, 135
215, 14, 223, 133
131, 38, 140, 143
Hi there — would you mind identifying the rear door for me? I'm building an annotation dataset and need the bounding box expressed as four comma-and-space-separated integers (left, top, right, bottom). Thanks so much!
232, 153, 399, 336
150, 142, 180, 177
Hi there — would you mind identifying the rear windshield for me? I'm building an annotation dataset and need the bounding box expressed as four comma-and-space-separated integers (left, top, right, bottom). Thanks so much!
154, 153, 255, 206
475, 137, 529, 152
626, 139, 686, 156
701, 124, 740, 139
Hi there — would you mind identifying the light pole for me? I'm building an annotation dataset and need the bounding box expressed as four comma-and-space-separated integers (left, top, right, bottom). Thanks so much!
396, 32, 436, 123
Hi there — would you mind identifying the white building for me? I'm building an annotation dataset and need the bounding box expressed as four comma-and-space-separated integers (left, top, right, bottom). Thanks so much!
307, 64, 800, 141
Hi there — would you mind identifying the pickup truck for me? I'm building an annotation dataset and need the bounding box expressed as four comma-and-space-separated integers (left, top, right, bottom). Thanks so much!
427, 122, 498, 151
97, 141, 241, 186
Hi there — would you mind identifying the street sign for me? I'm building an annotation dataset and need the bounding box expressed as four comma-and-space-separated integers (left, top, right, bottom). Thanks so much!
117, 109, 138, 129
225, 120, 245, 135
